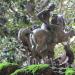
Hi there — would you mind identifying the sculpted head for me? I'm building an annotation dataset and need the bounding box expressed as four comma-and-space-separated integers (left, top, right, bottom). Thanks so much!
47, 3, 56, 11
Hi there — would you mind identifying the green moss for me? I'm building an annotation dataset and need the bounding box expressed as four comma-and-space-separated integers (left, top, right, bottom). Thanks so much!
0, 62, 18, 70
11, 64, 49, 75
11, 68, 30, 75
65, 68, 75, 75
0, 62, 19, 75
25, 64, 49, 74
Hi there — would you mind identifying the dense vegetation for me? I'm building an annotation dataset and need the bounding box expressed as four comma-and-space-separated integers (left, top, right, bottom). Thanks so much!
0, 0, 75, 75
0, 62, 74, 75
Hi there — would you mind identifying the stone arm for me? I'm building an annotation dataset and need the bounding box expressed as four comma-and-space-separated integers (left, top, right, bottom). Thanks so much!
64, 45, 74, 65
37, 10, 50, 23
37, 3, 55, 24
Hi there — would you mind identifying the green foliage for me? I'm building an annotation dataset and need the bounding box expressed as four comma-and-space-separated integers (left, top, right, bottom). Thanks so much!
10, 64, 75, 75
24, 64, 49, 74
0, 62, 19, 75
11, 64, 49, 75
0, 36, 18, 50
0, 36, 20, 63
65, 67, 75, 75
54, 43, 65, 58
11, 68, 31, 75
0, 62, 18, 70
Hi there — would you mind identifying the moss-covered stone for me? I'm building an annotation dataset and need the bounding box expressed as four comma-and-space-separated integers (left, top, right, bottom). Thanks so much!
65, 67, 75, 75
0, 62, 19, 75
11, 64, 55, 75
11, 68, 33, 75
24, 64, 49, 74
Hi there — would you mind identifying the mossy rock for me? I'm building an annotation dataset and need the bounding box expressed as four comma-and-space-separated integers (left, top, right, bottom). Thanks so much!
0, 62, 19, 75
11, 64, 55, 75
65, 67, 75, 75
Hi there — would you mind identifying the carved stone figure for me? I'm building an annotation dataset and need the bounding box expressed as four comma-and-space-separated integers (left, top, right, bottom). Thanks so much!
18, 14, 75, 65
18, 3, 75, 65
